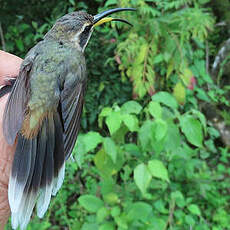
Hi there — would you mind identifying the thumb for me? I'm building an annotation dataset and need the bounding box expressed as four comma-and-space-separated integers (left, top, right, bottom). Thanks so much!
0, 50, 22, 80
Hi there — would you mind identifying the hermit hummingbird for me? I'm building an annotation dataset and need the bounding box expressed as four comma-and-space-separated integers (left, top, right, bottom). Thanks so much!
2, 8, 135, 229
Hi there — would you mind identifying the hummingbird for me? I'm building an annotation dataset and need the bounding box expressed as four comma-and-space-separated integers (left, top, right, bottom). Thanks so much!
2, 8, 135, 229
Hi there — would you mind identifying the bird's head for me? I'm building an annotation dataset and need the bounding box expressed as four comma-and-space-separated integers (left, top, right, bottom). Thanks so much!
45, 8, 135, 51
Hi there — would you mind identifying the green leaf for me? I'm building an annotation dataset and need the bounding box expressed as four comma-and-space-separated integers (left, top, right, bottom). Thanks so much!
15, 39, 24, 52
136, 43, 148, 64
148, 101, 162, 119
180, 115, 203, 147
195, 88, 210, 102
99, 107, 112, 128
69, 0, 75, 5
121, 101, 142, 114
99, 222, 115, 230
97, 207, 109, 223
190, 109, 207, 135
171, 191, 185, 208
180, 68, 193, 86
122, 114, 139, 131
139, 120, 154, 150
153, 54, 164, 64
194, 59, 213, 84
187, 204, 201, 216
94, 149, 114, 176
105, 111, 122, 135
148, 160, 170, 182
103, 137, 117, 163
103, 192, 119, 205
155, 119, 168, 141
83, 132, 103, 152
78, 195, 104, 213
18, 23, 30, 32
134, 163, 152, 194
74, 135, 86, 168
198, 0, 210, 4
111, 206, 121, 217
32, 21, 38, 29
154, 200, 168, 214
105, 0, 117, 7
149, 217, 167, 230
111, 125, 128, 144
173, 82, 186, 105
185, 215, 195, 226
94, 148, 124, 177
99, 107, 112, 117
165, 121, 181, 152
152, 91, 178, 109
81, 223, 99, 230
127, 202, 152, 221
114, 216, 128, 229
124, 144, 141, 157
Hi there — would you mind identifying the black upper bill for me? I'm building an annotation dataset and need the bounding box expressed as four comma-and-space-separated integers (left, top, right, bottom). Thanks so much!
93, 8, 136, 24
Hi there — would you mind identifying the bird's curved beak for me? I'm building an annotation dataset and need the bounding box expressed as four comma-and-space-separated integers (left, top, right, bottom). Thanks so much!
93, 8, 136, 27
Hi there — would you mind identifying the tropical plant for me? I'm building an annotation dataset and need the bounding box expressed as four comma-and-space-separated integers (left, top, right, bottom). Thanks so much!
107, 0, 215, 100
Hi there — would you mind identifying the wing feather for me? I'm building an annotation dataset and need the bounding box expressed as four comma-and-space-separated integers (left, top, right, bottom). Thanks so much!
61, 72, 86, 160
7, 45, 86, 229
3, 54, 37, 145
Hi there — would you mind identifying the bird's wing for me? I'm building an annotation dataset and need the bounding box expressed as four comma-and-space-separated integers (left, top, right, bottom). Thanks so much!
6, 46, 86, 229
4, 45, 66, 229
9, 111, 65, 229
60, 70, 86, 160
3, 52, 37, 145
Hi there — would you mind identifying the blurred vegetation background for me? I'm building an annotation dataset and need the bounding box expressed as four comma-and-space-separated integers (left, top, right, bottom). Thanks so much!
2, 0, 230, 229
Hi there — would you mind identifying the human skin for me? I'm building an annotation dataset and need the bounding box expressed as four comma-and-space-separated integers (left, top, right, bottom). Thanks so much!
0, 50, 22, 229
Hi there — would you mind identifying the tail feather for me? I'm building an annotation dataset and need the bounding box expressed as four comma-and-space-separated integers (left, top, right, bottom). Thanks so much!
53, 112, 65, 177
19, 190, 37, 229
52, 163, 65, 196
11, 212, 19, 229
37, 114, 55, 217
37, 184, 53, 218
52, 112, 65, 196
8, 135, 35, 213
9, 112, 65, 229
10, 138, 37, 229
29, 121, 47, 192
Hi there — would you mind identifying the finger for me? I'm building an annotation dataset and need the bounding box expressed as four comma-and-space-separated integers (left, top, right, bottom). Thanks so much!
0, 51, 22, 82
0, 50, 21, 228
0, 94, 16, 228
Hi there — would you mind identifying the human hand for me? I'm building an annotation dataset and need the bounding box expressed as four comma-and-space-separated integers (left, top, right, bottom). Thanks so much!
0, 51, 22, 229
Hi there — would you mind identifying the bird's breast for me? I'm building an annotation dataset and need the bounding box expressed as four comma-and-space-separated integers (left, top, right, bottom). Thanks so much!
21, 42, 85, 139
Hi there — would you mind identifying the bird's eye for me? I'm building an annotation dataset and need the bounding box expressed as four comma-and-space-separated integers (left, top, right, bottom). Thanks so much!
79, 25, 93, 49
83, 25, 92, 33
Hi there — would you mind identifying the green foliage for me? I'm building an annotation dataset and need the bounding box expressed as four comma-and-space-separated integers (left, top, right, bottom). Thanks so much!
83, 28, 133, 130
3, 1, 230, 230
5, 91, 227, 230
113, 0, 215, 99
78, 195, 104, 212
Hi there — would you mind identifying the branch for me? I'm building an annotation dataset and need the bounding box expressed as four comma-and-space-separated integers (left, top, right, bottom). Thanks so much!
211, 38, 230, 79
206, 41, 209, 75
0, 22, 6, 51
164, 200, 175, 230
215, 21, 227, 27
